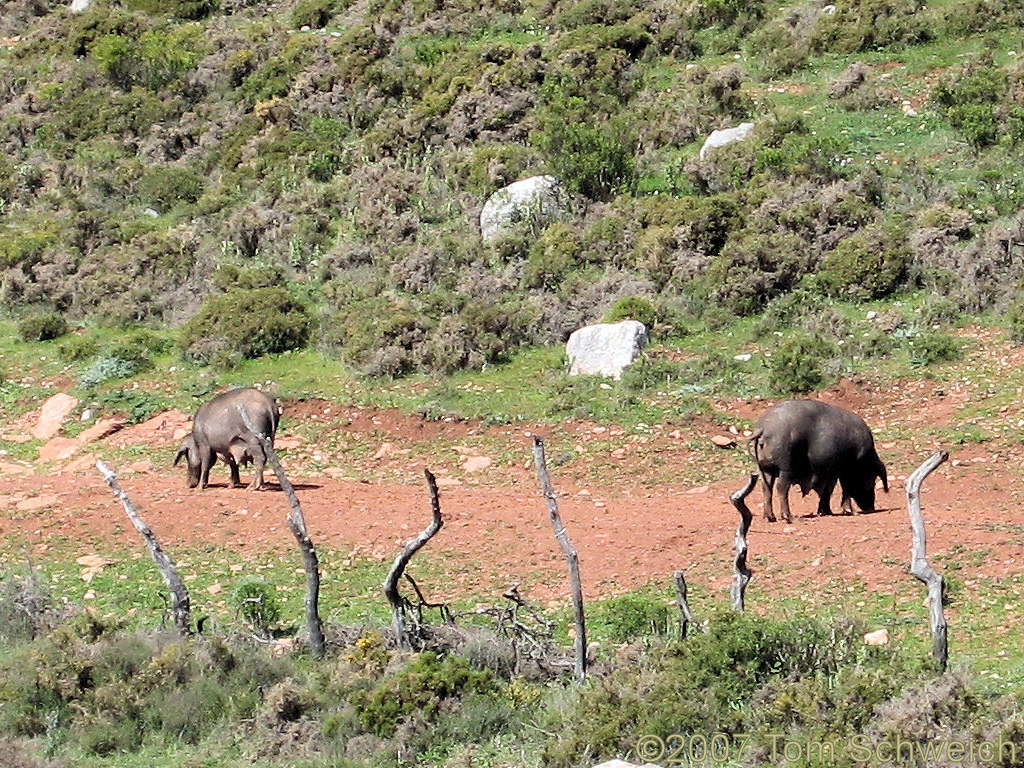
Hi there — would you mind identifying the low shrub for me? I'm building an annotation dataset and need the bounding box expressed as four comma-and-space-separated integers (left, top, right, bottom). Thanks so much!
290, 0, 340, 28
767, 332, 839, 395
138, 165, 205, 211
181, 287, 311, 364
352, 651, 500, 738
816, 220, 910, 300
809, 0, 932, 54
232, 578, 282, 638
77, 356, 136, 389
590, 593, 672, 642
17, 312, 68, 343
543, 611, 908, 768
908, 329, 961, 367
57, 334, 99, 362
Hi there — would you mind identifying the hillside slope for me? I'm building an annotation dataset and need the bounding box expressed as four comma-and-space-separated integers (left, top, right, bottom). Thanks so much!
2, 0, 1024, 377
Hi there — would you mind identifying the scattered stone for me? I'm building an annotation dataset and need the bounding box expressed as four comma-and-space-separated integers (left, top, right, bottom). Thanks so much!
126, 459, 155, 473
864, 628, 890, 646
30, 393, 78, 440
0, 461, 33, 476
373, 442, 395, 460
275, 434, 303, 450
699, 121, 755, 161
60, 453, 97, 474
479, 175, 573, 242
462, 455, 493, 472
206, 583, 223, 595
16, 493, 60, 511
566, 320, 649, 379
70, 0, 92, 12
81, 408, 94, 422
1, 433, 32, 443
38, 437, 81, 462
710, 434, 736, 448
77, 417, 126, 444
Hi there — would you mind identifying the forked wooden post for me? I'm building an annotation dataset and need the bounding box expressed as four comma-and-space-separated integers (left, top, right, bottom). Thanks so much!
238, 405, 326, 658
533, 436, 587, 683
96, 460, 191, 636
730, 474, 758, 611
906, 450, 950, 671
383, 468, 444, 649
674, 570, 694, 639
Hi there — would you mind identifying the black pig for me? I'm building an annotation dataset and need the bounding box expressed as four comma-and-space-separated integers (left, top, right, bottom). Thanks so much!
749, 399, 888, 523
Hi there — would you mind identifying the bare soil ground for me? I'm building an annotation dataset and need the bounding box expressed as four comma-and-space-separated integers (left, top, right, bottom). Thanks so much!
4, 341, 1024, 619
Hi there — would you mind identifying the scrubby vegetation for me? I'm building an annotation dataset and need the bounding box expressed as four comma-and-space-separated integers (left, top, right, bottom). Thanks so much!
1, 0, 1024, 385
2, 566, 1022, 768
5, 1, 1024, 764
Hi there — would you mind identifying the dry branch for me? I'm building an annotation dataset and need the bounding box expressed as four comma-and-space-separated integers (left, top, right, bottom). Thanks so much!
96, 460, 191, 635
906, 450, 950, 671
731, 474, 758, 611
383, 468, 444, 649
533, 435, 587, 683
238, 405, 325, 658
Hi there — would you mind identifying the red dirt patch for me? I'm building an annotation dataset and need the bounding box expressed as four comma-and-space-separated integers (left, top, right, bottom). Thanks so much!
4, 334, 1024, 614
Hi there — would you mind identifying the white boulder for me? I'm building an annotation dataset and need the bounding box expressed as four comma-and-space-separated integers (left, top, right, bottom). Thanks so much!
699, 121, 756, 161
479, 175, 571, 242
70, 0, 92, 12
566, 321, 649, 380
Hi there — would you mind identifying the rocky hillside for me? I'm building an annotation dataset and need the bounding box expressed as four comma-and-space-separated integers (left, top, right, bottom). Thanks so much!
2, 0, 1024, 375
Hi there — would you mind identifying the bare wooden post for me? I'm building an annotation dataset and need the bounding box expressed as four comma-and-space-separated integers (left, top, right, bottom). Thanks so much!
383, 468, 444, 649
533, 436, 586, 683
731, 474, 757, 611
674, 570, 694, 640
238, 405, 326, 658
96, 460, 191, 636
906, 450, 950, 671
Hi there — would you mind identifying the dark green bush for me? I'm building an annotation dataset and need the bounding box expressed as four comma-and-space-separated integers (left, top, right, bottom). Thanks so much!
125, 0, 219, 19
353, 651, 499, 738
605, 296, 659, 328
908, 329, 961, 367
768, 332, 839, 395
523, 224, 580, 290
590, 593, 672, 642
290, 0, 341, 28
181, 287, 312, 364
232, 578, 282, 638
543, 611, 908, 768
704, 230, 812, 316
138, 166, 205, 211
816, 220, 910, 300
533, 99, 636, 200
810, 0, 931, 54
17, 313, 68, 343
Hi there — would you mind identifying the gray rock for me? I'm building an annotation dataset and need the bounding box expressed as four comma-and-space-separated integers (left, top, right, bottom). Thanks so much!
699, 121, 756, 161
566, 321, 649, 380
479, 175, 571, 242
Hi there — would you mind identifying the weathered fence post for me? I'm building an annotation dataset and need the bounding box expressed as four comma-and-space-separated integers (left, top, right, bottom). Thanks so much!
730, 474, 758, 611
906, 450, 950, 671
533, 435, 586, 683
96, 460, 191, 636
674, 570, 694, 639
238, 405, 326, 658
383, 468, 444, 649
